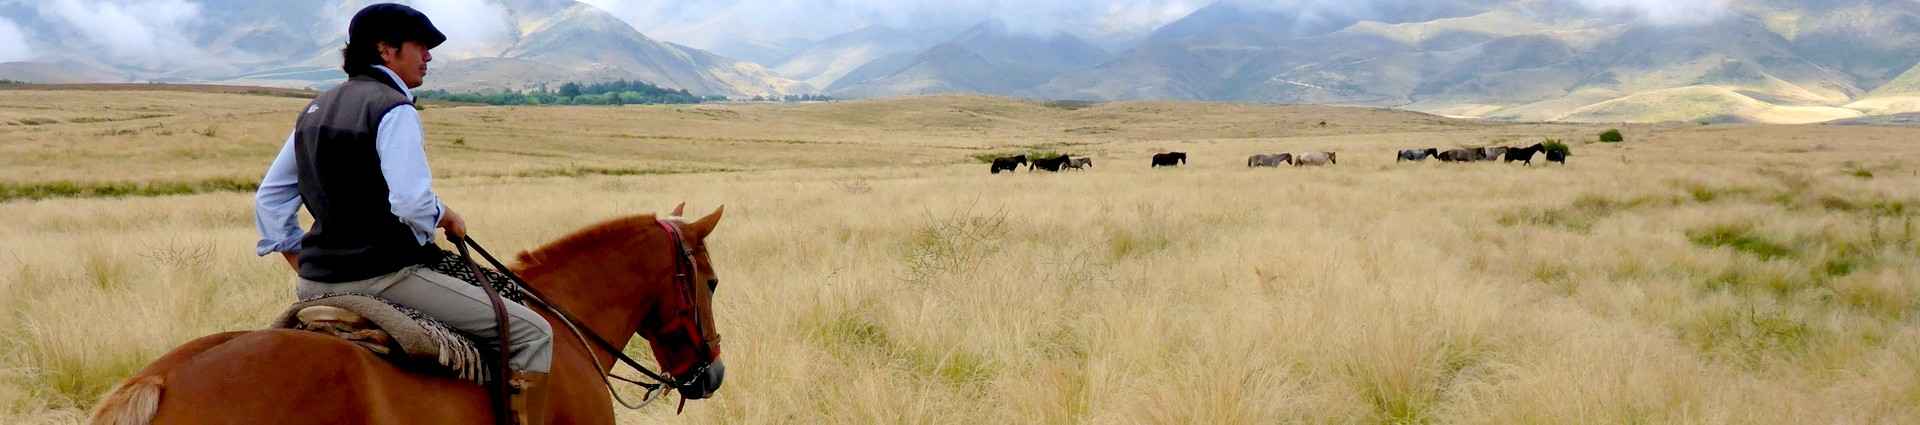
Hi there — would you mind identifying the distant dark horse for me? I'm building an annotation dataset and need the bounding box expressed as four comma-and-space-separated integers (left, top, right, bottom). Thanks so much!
1504, 143, 1545, 165
1398, 148, 1438, 162
990, 155, 1028, 174
1031, 155, 1073, 172
1152, 152, 1188, 168
1546, 149, 1568, 165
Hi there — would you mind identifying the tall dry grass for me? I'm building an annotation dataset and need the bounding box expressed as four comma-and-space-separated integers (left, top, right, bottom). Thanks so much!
1, 90, 1918, 424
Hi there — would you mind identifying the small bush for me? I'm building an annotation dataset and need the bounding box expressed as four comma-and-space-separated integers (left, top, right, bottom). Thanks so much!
1542, 138, 1571, 157
19, 117, 58, 126
1599, 129, 1625, 143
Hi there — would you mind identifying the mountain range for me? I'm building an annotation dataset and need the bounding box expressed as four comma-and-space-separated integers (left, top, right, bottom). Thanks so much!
7, 0, 1920, 123
0, 0, 806, 97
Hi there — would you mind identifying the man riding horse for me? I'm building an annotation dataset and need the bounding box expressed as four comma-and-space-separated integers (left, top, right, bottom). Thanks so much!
252, 4, 556, 424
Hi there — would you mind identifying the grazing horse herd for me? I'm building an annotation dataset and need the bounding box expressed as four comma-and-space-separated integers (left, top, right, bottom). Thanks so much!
1247, 152, 1337, 167
989, 144, 1566, 174
1408, 143, 1564, 165
991, 154, 1095, 174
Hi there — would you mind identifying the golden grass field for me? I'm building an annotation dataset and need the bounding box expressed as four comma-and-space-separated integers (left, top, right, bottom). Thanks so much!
2, 87, 1919, 424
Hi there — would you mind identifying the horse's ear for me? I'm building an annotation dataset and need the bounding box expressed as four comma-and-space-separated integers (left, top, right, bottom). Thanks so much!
690, 205, 725, 239
672, 203, 686, 217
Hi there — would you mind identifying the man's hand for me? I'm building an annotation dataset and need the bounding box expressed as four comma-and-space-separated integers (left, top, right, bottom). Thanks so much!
280, 252, 300, 270
439, 206, 467, 239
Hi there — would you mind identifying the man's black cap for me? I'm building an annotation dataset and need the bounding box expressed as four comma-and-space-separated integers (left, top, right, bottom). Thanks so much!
349, 3, 446, 49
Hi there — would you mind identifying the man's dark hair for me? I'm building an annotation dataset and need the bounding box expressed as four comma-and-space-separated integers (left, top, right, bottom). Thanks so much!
340, 39, 396, 78
340, 3, 447, 77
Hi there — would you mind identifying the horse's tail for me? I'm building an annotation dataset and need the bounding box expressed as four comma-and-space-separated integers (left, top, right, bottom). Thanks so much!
89, 375, 163, 425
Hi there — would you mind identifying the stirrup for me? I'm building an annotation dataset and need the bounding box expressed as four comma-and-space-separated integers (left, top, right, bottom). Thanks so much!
509, 371, 552, 425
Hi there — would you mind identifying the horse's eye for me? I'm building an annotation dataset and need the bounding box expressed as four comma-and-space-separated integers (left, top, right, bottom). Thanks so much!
707, 278, 719, 292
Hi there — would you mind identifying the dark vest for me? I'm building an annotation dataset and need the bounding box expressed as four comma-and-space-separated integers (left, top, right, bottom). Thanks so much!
293, 74, 441, 283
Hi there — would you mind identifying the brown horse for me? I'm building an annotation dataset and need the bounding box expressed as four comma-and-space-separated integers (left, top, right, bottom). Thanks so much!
89, 207, 728, 425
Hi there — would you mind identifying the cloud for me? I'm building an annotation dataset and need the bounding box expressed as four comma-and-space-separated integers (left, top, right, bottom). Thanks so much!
35, 0, 205, 67
577, 0, 1209, 49
1575, 0, 1731, 25
1094, 1, 1210, 36
408, 0, 515, 58
0, 17, 30, 62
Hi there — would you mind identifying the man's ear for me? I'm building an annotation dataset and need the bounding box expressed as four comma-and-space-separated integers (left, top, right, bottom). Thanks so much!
376, 41, 398, 62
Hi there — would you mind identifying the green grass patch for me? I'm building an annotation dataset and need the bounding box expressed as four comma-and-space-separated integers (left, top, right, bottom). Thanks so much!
67, 114, 168, 124
18, 117, 58, 126
1499, 194, 1676, 232
1687, 223, 1796, 261
1043, 100, 1101, 110
1105, 225, 1172, 259
0, 177, 259, 202
815, 311, 890, 349
1681, 305, 1817, 364
1676, 182, 1766, 204
510, 166, 735, 178
903, 347, 997, 387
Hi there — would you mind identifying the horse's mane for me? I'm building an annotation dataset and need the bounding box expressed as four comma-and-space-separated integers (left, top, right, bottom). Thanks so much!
514, 214, 662, 274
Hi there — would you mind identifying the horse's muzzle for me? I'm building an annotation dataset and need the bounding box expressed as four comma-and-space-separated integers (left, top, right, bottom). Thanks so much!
680, 360, 725, 400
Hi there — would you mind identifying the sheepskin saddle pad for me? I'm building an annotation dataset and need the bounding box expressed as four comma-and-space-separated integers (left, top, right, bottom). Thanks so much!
271, 294, 494, 384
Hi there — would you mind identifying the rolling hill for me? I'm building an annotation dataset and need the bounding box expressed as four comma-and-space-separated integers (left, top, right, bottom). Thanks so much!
829, 21, 1110, 98
1028, 0, 1920, 124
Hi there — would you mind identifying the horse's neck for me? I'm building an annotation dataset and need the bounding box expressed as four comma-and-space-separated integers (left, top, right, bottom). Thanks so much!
517, 224, 668, 368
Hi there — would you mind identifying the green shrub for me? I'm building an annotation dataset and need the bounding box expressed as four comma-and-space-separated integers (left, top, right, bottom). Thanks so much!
1599, 129, 1625, 143
1542, 138, 1571, 157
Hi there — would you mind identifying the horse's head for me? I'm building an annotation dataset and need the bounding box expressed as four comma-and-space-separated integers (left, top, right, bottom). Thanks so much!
647, 203, 728, 400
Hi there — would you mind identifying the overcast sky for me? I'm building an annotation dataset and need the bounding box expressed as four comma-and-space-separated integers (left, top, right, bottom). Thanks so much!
0, 0, 1735, 66
574, 0, 1214, 49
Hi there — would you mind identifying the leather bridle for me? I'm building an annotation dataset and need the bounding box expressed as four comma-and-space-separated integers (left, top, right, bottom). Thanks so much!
453, 218, 717, 414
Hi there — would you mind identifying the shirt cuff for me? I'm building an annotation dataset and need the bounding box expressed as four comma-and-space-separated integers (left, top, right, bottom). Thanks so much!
255, 233, 304, 256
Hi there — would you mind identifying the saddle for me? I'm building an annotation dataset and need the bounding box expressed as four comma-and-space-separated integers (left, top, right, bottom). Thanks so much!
268, 250, 528, 384
271, 294, 497, 384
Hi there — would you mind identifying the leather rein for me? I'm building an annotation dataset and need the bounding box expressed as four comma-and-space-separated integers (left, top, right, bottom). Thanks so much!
450, 218, 711, 414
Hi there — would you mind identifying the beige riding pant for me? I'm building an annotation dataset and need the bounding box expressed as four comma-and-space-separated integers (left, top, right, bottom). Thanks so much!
296, 265, 555, 373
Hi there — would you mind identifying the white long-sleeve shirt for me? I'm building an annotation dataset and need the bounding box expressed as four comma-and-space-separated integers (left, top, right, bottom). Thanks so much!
253, 65, 443, 256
